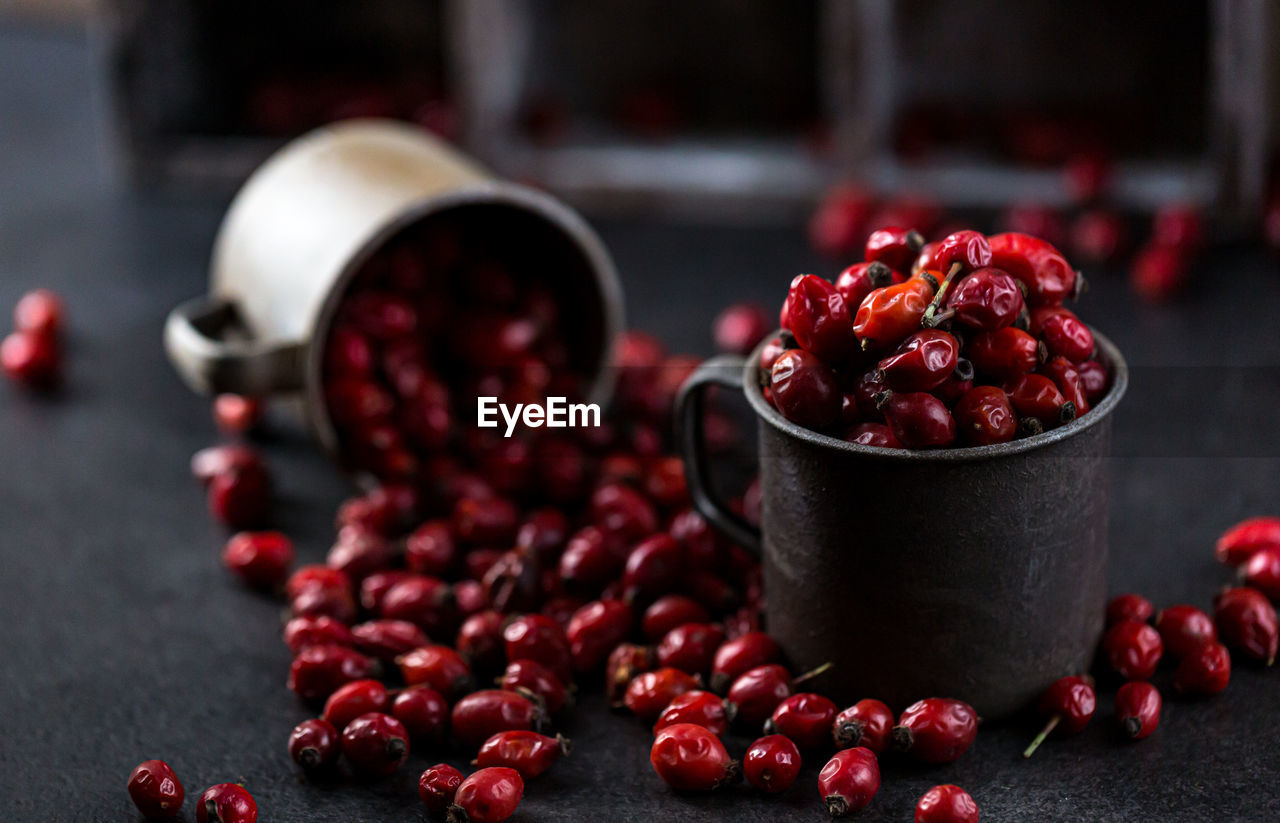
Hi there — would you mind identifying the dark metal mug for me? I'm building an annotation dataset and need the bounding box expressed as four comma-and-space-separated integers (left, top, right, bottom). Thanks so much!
677, 330, 1128, 718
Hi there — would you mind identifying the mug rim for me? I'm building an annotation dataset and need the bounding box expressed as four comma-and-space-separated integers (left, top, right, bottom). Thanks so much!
742, 325, 1128, 462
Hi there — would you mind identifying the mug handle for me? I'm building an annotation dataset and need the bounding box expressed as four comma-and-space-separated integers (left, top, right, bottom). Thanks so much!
676, 354, 763, 554
163, 296, 305, 396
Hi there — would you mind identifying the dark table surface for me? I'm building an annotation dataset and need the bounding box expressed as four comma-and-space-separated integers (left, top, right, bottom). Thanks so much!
2, 25, 1280, 823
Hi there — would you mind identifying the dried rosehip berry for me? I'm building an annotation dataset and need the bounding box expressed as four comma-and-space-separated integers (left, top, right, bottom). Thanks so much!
835, 261, 899, 311
876, 390, 957, 449
448, 766, 524, 823
1214, 586, 1279, 665
853, 277, 934, 352
1115, 681, 1161, 741
765, 692, 838, 749
398, 645, 474, 698
1106, 593, 1154, 626
1101, 620, 1163, 680
624, 667, 700, 721
876, 330, 959, 392
451, 690, 544, 750
650, 723, 740, 791
988, 232, 1080, 306
953, 386, 1017, 446
844, 421, 902, 448
1031, 306, 1095, 362
713, 302, 771, 355
1173, 640, 1231, 696
288, 644, 375, 704
566, 599, 633, 674
393, 685, 450, 743
654, 689, 733, 737
656, 622, 726, 677
1005, 373, 1075, 428
222, 531, 294, 589
419, 763, 464, 814
323, 678, 390, 731
195, 783, 257, 823
127, 760, 185, 818
967, 327, 1042, 380
818, 747, 880, 817
1155, 605, 1218, 659
289, 718, 340, 771
1022, 675, 1095, 757
1242, 546, 1280, 601
501, 659, 569, 714
743, 734, 802, 794
832, 698, 893, 753
769, 348, 841, 429
476, 731, 571, 779
1215, 516, 1280, 566
892, 698, 978, 764
915, 784, 980, 823
946, 267, 1024, 331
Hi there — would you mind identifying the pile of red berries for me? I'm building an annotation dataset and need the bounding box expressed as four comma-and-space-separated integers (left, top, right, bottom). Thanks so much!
1, 288, 64, 388
763, 227, 1109, 448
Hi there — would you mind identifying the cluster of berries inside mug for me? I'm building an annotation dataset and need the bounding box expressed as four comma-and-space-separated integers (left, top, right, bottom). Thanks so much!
762, 228, 1110, 449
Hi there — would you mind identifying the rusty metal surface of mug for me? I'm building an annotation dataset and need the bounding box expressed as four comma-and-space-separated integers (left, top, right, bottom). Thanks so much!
164, 119, 624, 461
677, 330, 1128, 719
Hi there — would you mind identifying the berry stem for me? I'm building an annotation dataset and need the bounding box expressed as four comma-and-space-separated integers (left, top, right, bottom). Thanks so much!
1022, 713, 1060, 758
922, 262, 963, 328
793, 661, 834, 686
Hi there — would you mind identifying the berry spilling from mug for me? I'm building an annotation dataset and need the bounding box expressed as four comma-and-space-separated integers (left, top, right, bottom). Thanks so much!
762, 229, 1111, 448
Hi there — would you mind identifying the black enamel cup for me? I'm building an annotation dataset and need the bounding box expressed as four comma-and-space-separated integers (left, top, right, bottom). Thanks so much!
676, 329, 1128, 719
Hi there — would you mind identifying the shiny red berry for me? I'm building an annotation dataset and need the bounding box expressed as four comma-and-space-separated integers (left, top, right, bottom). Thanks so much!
650, 723, 740, 791
866, 226, 925, 271
476, 731, 571, 779
283, 615, 355, 655
656, 622, 726, 676
831, 698, 893, 753
845, 421, 902, 447
504, 614, 573, 685
727, 664, 795, 726
710, 632, 779, 693
323, 678, 390, 731
208, 463, 271, 529
288, 718, 340, 771
743, 734, 801, 794
127, 760, 184, 818
876, 330, 959, 392
853, 277, 935, 351
451, 689, 544, 750
447, 767, 524, 823
818, 747, 880, 817
835, 261, 898, 310
195, 783, 257, 823
1242, 546, 1280, 601
1215, 516, 1280, 566
915, 784, 979, 823
934, 230, 992, 274
987, 232, 1079, 306
341, 711, 410, 777
946, 267, 1023, 331
398, 645, 474, 698
1023, 675, 1095, 757
212, 394, 261, 434
1041, 356, 1091, 416
1031, 306, 1094, 362
624, 667, 700, 721
1174, 640, 1231, 696
953, 385, 1017, 446
876, 390, 957, 449
622, 534, 684, 602
456, 611, 507, 672
406, 520, 457, 576
419, 763, 464, 814
1106, 593, 1154, 626
1155, 605, 1218, 659
764, 692, 838, 749
0, 329, 60, 386
288, 644, 375, 704
590, 483, 659, 542
643, 595, 711, 642
380, 575, 455, 635
1214, 586, 1279, 665
453, 496, 518, 544
654, 690, 733, 736
770, 348, 841, 429
967, 326, 1042, 380
566, 599, 633, 674
392, 685, 450, 742
222, 531, 293, 589
350, 619, 429, 661
1101, 620, 1163, 680
892, 698, 978, 764
1115, 681, 1161, 740
1005, 373, 1075, 428
501, 659, 569, 714
13, 288, 64, 335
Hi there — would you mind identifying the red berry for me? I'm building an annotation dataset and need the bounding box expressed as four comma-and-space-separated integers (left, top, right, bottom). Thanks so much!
208, 463, 271, 529
818, 747, 880, 817
953, 386, 1017, 446
221, 531, 293, 589
835, 261, 899, 311
656, 622, 726, 677
448, 767, 524, 823
213, 394, 261, 435
1023, 675, 1095, 757
877, 330, 959, 392
1129, 243, 1188, 303
743, 734, 801, 794
606, 643, 656, 706
1041, 356, 1091, 416
1106, 593, 1154, 626
565, 599, 633, 674
398, 645, 474, 698
967, 326, 1042, 381
876, 390, 957, 449
892, 698, 978, 764
654, 690, 733, 736
853, 277, 935, 352
1174, 640, 1231, 696
476, 730, 571, 779
393, 685, 450, 742
866, 226, 926, 271
832, 698, 893, 753
1115, 681, 1162, 740
622, 534, 684, 602
726, 664, 794, 726
191, 444, 264, 486
650, 723, 740, 791
350, 619, 429, 661
380, 575, 455, 636
406, 520, 457, 576
341, 712, 410, 777
1101, 620, 1164, 680
500, 659, 569, 714
710, 632, 779, 693
419, 763, 464, 813
946, 267, 1024, 331
1031, 306, 1094, 362
1004, 373, 1075, 428
590, 482, 659, 542
713, 302, 771, 355
288, 644, 375, 704
1074, 359, 1109, 403
195, 783, 257, 823
1242, 546, 1280, 601
624, 667, 700, 721
14, 288, 64, 335
127, 760, 184, 818
1214, 586, 1279, 665
451, 689, 544, 750
323, 679, 390, 731
934, 230, 992, 273
288, 718, 340, 771
453, 496, 519, 544
844, 422, 901, 448
0, 329, 60, 386
1155, 605, 1218, 659
1216, 516, 1280, 566
915, 784, 980, 823
283, 615, 355, 655
769, 348, 842, 429
503, 614, 573, 684
785, 273, 860, 365
987, 232, 1078, 306
765, 692, 838, 749
642, 595, 711, 642
456, 611, 506, 672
